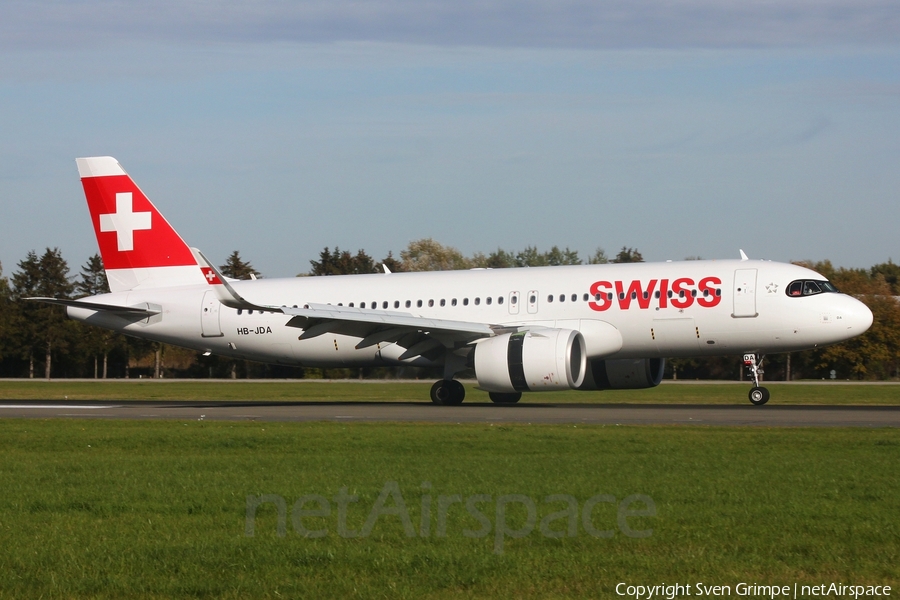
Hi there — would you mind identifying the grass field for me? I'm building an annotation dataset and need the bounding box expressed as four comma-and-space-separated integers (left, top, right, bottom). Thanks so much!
0, 379, 899, 404
0, 419, 897, 599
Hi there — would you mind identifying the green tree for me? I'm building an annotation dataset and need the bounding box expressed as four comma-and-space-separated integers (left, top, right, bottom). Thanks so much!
870, 259, 900, 295
484, 248, 517, 269
76, 254, 108, 297
400, 239, 469, 272
612, 247, 644, 263
12, 248, 75, 379
309, 247, 377, 276
544, 246, 582, 266
515, 245, 548, 267
588, 247, 609, 264
76, 254, 126, 378
815, 269, 900, 379
220, 251, 261, 280
0, 262, 11, 364
380, 251, 405, 273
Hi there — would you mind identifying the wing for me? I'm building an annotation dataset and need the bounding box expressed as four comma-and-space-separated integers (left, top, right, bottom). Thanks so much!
281, 303, 505, 359
193, 248, 505, 360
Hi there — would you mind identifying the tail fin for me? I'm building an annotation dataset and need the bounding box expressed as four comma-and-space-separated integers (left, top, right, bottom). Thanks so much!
77, 156, 205, 292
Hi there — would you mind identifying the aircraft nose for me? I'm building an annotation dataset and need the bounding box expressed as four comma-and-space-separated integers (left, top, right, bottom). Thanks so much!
844, 296, 874, 334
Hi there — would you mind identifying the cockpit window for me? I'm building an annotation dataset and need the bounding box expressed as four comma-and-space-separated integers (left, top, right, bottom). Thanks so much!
786, 279, 838, 297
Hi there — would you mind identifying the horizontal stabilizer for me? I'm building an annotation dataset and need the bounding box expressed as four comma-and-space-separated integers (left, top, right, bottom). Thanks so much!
25, 297, 161, 317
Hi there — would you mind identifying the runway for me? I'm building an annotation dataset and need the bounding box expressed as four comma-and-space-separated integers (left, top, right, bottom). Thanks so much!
1, 400, 898, 427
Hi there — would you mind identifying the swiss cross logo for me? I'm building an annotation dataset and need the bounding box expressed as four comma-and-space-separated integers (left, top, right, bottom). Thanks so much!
99, 192, 152, 252
201, 267, 222, 285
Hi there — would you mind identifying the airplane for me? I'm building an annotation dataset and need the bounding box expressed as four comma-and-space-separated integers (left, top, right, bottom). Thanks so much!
29, 156, 873, 406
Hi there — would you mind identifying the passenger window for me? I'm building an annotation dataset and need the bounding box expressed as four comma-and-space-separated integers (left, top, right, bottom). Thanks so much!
463, 298, 469, 306
405, 300, 411, 308
237, 309, 243, 315
440, 299, 446, 307
428, 299, 434, 307
486, 297, 492, 305
394, 301, 400, 309
417, 300, 423, 308
383, 301, 388, 309
498, 296, 504, 305
511, 296, 517, 305
360, 302, 366, 308
475, 297, 481, 305
349, 303, 354, 308
559, 294, 565, 302
583, 293, 589, 301
571, 294, 577, 302
452, 298, 458, 306
548, 295, 554, 303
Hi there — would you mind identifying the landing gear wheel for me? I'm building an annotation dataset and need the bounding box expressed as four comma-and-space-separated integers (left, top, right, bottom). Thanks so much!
749, 386, 770, 406
489, 392, 522, 404
431, 380, 465, 405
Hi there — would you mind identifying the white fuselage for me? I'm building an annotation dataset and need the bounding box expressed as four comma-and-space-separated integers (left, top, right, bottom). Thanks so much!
67, 259, 873, 369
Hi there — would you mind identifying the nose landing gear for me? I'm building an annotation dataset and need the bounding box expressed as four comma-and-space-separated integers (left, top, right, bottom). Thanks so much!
743, 353, 769, 405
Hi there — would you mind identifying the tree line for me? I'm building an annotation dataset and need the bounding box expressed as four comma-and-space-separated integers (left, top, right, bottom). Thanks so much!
0, 241, 897, 381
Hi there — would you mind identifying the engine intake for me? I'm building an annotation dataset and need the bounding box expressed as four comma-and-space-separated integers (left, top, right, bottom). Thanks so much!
473, 328, 586, 393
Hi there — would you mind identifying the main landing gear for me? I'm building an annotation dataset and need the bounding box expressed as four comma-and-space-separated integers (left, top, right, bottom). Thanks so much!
743, 353, 770, 406
430, 380, 465, 405
429, 381, 523, 405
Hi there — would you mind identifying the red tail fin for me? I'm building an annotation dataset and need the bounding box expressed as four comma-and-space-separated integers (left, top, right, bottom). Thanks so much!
77, 156, 205, 292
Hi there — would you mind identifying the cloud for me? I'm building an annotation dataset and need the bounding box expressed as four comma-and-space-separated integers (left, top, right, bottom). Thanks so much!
1, 0, 898, 50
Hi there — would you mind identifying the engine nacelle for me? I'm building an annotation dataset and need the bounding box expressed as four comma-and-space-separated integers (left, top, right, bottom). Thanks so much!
579, 358, 665, 390
473, 328, 587, 393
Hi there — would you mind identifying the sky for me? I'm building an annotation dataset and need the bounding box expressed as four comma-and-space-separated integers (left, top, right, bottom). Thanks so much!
1, 1, 898, 278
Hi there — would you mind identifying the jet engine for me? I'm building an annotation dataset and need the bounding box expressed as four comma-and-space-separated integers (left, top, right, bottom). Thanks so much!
579, 357, 665, 390
472, 329, 586, 393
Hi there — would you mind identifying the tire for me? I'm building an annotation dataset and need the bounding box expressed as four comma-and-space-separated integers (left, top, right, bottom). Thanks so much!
447, 380, 466, 405
748, 386, 770, 406
489, 391, 522, 404
431, 380, 465, 405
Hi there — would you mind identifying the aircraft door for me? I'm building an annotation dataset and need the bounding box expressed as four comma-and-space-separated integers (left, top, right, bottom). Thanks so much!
527, 290, 539, 314
732, 269, 758, 318
508, 291, 520, 315
201, 290, 224, 337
